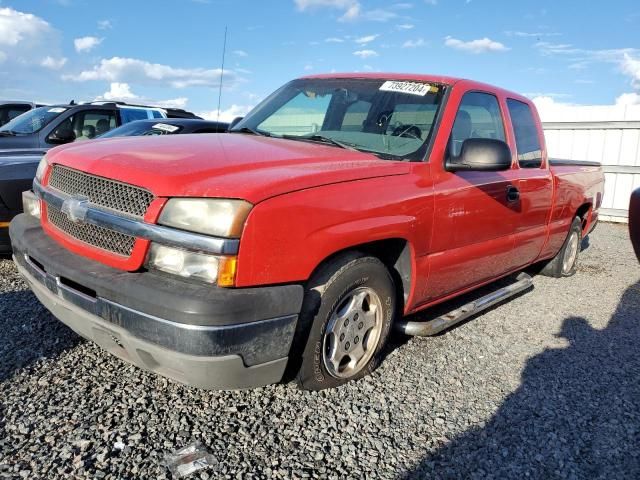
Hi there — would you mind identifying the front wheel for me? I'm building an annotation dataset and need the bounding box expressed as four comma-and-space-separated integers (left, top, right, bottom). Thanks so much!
294, 253, 396, 390
541, 217, 583, 278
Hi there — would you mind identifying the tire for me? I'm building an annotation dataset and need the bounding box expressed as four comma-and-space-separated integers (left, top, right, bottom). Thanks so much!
541, 217, 583, 278
293, 253, 396, 391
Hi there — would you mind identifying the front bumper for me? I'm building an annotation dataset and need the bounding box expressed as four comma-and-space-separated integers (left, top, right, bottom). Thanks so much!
10, 213, 304, 389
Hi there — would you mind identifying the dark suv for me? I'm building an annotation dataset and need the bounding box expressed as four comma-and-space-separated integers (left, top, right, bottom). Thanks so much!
0, 102, 43, 128
0, 102, 198, 151
0, 102, 200, 252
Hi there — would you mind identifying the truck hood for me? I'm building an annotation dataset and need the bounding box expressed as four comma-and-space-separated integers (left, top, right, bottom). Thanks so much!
45, 133, 410, 203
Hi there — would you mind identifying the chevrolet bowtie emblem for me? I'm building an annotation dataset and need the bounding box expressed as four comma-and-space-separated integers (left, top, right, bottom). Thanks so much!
61, 196, 90, 224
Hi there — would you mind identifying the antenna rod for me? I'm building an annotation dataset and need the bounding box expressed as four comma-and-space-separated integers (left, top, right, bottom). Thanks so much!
216, 26, 228, 123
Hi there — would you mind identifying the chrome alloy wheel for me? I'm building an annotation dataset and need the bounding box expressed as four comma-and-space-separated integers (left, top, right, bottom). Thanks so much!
563, 231, 580, 274
322, 286, 383, 379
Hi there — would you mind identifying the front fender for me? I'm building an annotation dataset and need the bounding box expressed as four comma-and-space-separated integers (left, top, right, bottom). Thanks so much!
235, 172, 433, 287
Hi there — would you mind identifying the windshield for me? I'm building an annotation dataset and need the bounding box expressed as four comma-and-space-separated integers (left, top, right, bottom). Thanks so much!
0, 106, 67, 134
99, 121, 183, 138
232, 78, 446, 160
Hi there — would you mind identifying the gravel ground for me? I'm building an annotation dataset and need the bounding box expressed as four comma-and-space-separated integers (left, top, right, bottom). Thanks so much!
0, 223, 638, 479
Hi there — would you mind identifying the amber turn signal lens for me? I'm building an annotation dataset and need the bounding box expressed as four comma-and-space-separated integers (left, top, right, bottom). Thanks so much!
217, 256, 238, 287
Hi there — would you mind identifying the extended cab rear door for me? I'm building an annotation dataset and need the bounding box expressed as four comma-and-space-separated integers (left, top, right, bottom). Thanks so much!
505, 98, 554, 267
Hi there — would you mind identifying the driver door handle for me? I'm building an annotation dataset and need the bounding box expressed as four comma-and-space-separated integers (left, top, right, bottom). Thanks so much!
506, 185, 520, 203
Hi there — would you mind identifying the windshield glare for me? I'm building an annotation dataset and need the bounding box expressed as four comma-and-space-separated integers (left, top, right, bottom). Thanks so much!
99, 121, 182, 138
232, 78, 445, 160
0, 106, 67, 134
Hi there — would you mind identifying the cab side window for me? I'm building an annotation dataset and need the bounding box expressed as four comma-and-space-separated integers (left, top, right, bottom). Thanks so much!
507, 99, 543, 168
449, 92, 505, 157
75, 111, 117, 140
48, 110, 117, 144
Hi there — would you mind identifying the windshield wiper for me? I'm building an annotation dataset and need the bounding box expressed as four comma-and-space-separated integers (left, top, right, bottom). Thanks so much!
0, 130, 17, 136
281, 134, 359, 151
229, 127, 271, 137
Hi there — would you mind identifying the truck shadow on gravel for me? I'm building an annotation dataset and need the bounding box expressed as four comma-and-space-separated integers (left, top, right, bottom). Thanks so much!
403, 281, 640, 479
0, 290, 82, 383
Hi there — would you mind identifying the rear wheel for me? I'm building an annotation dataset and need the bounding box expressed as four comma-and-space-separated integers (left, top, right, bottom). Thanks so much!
541, 217, 583, 278
294, 253, 396, 390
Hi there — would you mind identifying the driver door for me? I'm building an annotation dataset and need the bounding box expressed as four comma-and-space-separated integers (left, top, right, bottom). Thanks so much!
423, 91, 521, 302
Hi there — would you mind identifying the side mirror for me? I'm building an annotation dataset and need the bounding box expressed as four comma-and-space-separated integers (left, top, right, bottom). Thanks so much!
446, 138, 512, 172
48, 127, 75, 144
228, 116, 243, 130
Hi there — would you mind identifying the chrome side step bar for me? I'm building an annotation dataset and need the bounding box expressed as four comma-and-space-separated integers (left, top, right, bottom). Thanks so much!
396, 273, 534, 336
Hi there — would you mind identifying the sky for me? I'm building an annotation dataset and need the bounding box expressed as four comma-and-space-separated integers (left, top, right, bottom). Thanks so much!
0, 0, 639, 121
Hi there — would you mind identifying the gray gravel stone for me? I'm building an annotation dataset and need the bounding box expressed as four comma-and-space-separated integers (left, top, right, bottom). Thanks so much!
0, 223, 638, 479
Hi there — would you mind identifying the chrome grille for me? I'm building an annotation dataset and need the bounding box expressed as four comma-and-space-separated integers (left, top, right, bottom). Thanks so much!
48, 165, 154, 218
47, 206, 135, 257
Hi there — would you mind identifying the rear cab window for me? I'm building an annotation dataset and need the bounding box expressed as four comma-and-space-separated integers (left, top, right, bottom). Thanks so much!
507, 99, 543, 168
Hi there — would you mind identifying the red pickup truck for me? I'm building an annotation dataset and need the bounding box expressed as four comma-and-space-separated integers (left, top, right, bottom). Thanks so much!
11, 74, 604, 390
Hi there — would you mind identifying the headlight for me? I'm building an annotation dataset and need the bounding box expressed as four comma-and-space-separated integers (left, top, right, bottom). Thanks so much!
22, 190, 41, 219
159, 198, 252, 238
147, 243, 237, 286
35, 156, 48, 183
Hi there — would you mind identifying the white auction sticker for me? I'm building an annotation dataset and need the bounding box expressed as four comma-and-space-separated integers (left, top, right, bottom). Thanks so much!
47, 107, 67, 113
152, 123, 180, 133
379, 81, 432, 96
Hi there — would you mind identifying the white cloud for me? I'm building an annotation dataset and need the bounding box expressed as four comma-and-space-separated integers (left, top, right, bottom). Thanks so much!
622, 53, 640, 89
424, 0, 437, 5
294, 0, 396, 22
325, 37, 344, 42
534, 43, 640, 91
353, 49, 378, 58
233, 49, 248, 57
402, 38, 425, 48
340, 3, 361, 21
355, 34, 379, 44
0, 7, 66, 69
531, 95, 640, 122
74, 36, 103, 53
0, 7, 51, 47
360, 9, 397, 22
505, 30, 561, 38
198, 104, 254, 122
97, 19, 112, 30
615, 92, 640, 106
41, 56, 67, 69
396, 23, 414, 30
444, 36, 509, 53
99, 82, 138, 101
95, 82, 188, 109
64, 56, 241, 89
304, 64, 314, 71
294, 0, 359, 21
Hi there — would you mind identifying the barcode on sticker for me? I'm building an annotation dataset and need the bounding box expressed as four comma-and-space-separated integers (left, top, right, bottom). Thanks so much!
379, 81, 432, 96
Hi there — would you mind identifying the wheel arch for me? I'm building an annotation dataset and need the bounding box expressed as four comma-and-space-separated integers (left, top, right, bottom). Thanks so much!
575, 202, 592, 233
306, 238, 413, 313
